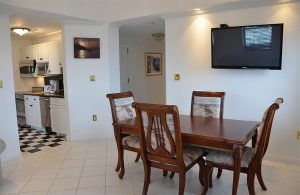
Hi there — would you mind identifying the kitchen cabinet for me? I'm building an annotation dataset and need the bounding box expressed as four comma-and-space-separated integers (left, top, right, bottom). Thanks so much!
24, 95, 43, 130
20, 41, 62, 75
50, 98, 67, 135
21, 45, 35, 60
47, 41, 61, 75
35, 43, 48, 61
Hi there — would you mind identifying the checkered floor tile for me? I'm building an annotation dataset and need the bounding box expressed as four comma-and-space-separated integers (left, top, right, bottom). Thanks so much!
18, 127, 66, 153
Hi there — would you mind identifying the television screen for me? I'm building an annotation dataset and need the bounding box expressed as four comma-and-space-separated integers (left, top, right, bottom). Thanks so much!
211, 24, 283, 69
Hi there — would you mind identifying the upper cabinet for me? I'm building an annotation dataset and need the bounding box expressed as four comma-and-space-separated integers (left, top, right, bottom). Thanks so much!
47, 41, 61, 75
20, 41, 62, 75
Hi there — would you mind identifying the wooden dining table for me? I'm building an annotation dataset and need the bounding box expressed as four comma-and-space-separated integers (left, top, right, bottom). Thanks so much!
115, 114, 259, 195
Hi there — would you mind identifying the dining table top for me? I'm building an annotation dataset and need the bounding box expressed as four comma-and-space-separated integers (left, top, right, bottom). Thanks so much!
115, 114, 259, 150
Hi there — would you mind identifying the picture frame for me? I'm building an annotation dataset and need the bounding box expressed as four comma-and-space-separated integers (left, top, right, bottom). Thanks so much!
74, 37, 100, 58
144, 52, 162, 76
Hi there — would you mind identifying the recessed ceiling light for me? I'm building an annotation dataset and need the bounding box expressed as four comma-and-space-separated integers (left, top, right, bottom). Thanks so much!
194, 8, 201, 11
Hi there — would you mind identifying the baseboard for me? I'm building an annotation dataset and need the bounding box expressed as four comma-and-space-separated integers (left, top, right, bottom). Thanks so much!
265, 153, 300, 165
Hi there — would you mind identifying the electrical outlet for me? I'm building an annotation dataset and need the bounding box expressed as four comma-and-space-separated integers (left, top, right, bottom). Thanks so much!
90, 75, 96, 81
297, 131, 300, 140
92, 115, 97, 121
0, 80, 3, 88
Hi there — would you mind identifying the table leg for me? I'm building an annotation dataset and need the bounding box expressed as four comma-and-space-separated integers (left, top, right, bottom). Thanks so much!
232, 144, 243, 195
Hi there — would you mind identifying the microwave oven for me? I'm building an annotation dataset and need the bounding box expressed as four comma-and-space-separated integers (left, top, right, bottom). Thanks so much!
36, 60, 49, 77
19, 60, 49, 77
19, 60, 36, 77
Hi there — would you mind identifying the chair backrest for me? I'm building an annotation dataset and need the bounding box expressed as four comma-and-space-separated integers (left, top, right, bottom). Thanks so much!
191, 91, 225, 118
106, 91, 136, 123
134, 103, 184, 167
253, 98, 283, 165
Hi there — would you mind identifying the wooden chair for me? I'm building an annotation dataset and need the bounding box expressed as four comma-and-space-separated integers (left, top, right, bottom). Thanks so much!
134, 102, 205, 195
191, 91, 226, 181
191, 91, 225, 119
106, 91, 141, 179
201, 98, 283, 195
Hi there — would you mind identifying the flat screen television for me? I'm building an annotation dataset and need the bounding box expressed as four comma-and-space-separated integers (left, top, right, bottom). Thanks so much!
211, 23, 283, 69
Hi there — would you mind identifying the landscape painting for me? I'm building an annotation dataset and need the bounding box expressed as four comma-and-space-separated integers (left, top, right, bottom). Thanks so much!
144, 52, 162, 76
74, 37, 100, 58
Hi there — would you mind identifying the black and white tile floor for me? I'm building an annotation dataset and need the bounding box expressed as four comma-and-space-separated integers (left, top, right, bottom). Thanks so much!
18, 127, 66, 153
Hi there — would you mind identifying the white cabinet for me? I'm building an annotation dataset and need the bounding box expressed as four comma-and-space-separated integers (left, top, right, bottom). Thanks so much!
35, 43, 48, 61
47, 41, 61, 75
24, 95, 43, 130
20, 41, 62, 75
50, 98, 67, 135
21, 45, 35, 60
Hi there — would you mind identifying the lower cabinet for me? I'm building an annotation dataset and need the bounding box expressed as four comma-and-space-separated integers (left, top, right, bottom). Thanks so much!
50, 98, 67, 135
24, 95, 43, 130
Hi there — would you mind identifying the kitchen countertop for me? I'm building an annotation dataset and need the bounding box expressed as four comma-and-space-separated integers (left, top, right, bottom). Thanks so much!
16, 91, 64, 98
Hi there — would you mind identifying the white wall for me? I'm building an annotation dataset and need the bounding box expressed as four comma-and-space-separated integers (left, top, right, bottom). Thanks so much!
119, 33, 166, 104
11, 38, 34, 92
165, 3, 300, 164
62, 23, 118, 141
0, 14, 21, 161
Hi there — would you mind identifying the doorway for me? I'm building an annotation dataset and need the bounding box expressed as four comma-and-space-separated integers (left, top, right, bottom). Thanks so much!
119, 16, 166, 104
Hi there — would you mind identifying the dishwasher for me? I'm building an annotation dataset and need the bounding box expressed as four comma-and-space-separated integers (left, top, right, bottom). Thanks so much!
39, 97, 52, 131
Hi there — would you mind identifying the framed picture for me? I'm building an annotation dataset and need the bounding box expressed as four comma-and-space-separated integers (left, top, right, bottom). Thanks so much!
74, 37, 100, 58
144, 52, 162, 76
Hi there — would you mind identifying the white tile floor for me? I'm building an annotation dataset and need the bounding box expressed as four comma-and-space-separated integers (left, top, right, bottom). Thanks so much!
1, 138, 300, 195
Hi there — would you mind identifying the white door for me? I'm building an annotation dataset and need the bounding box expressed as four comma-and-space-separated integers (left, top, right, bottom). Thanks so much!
119, 43, 130, 92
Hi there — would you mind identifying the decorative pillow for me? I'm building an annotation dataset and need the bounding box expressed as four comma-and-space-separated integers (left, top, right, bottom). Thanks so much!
193, 96, 221, 118
113, 97, 136, 121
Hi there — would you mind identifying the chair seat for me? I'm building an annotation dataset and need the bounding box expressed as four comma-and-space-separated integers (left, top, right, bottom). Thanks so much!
183, 144, 205, 166
122, 135, 140, 148
206, 146, 256, 167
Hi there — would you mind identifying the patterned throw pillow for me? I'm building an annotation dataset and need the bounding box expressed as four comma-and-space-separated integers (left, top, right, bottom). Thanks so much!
193, 96, 221, 118
113, 97, 136, 121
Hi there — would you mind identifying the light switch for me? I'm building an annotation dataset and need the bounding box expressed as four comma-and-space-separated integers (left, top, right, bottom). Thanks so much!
90, 75, 96, 81
92, 115, 97, 121
0, 80, 3, 88
174, 74, 180, 81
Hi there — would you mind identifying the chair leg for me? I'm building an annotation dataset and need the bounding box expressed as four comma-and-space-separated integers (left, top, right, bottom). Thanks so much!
256, 164, 267, 190
118, 147, 125, 179
142, 163, 151, 195
169, 172, 175, 179
198, 160, 205, 186
135, 153, 141, 162
202, 162, 213, 195
247, 170, 256, 195
209, 169, 213, 188
115, 159, 120, 172
163, 170, 168, 177
217, 168, 222, 178
178, 172, 186, 195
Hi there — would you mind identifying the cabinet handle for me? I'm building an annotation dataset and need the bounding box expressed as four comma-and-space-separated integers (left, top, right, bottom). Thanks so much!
30, 105, 33, 107
26, 57, 29, 59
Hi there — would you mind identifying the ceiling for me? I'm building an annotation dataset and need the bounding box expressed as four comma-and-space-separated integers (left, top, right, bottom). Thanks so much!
118, 16, 165, 40
2, 0, 299, 39
1, 4, 100, 39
